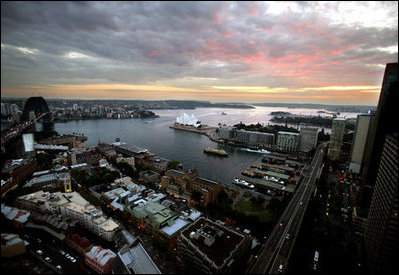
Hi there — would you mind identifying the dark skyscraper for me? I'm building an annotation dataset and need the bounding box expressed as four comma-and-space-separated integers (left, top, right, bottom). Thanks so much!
360, 63, 398, 206
364, 133, 398, 274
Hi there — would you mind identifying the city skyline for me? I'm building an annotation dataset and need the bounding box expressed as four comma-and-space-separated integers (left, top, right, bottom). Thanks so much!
1, 1, 398, 105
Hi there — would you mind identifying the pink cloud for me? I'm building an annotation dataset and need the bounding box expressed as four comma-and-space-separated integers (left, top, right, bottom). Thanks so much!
146, 50, 163, 58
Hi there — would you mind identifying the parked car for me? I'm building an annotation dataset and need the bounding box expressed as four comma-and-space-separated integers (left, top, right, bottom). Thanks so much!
36, 250, 43, 256
45, 257, 52, 263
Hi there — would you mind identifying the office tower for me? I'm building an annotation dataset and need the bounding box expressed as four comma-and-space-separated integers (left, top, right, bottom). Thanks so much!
348, 114, 375, 174
327, 118, 346, 160
299, 127, 319, 151
364, 133, 398, 274
277, 131, 300, 151
362, 63, 398, 187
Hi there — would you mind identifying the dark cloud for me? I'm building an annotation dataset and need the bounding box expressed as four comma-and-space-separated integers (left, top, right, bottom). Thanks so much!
1, 1, 398, 103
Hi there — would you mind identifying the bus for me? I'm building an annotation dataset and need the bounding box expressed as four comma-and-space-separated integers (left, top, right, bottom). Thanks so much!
314, 250, 319, 263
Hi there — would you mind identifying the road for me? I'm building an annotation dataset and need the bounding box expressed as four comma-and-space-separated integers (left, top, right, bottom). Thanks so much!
1, 112, 50, 149
246, 143, 327, 274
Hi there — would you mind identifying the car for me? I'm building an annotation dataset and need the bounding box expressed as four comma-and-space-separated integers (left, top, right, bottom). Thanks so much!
278, 264, 284, 272
299, 201, 303, 206
36, 250, 43, 256
37, 238, 42, 243
56, 265, 62, 271
59, 250, 65, 255
72, 259, 77, 263
285, 234, 290, 240
65, 253, 70, 258
279, 223, 283, 228
69, 256, 75, 262
45, 257, 52, 263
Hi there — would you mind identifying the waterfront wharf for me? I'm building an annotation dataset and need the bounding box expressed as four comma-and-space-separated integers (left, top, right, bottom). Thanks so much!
240, 176, 296, 193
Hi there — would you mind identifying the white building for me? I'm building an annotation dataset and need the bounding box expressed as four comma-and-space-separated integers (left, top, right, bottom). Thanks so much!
16, 191, 119, 241
176, 113, 201, 128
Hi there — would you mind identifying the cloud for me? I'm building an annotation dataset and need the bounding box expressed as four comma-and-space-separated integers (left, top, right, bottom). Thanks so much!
1, 1, 397, 105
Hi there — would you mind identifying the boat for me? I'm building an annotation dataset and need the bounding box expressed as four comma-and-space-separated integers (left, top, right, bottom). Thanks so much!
232, 178, 255, 189
242, 148, 271, 154
203, 147, 228, 157
221, 112, 228, 115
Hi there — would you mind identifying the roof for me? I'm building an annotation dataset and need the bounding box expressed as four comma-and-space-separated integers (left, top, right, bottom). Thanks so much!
1, 204, 31, 224
181, 217, 247, 267
68, 233, 92, 250
86, 246, 116, 266
118, 243, 161, 274
132, 202, 177, 228
278, 131, 300, 136
264, 170, 291, 180
34, 144, 69, 150
160, 217, 189, 236
2, 158, 31, 174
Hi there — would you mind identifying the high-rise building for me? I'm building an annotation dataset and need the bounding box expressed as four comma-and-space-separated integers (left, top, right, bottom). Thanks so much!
1, 103, 11, 116
364, 133, 398, 274
277, 131, 300, 151
327, 118, 346, 160
299, 127, 319, 151
362, 63, 398, 188
348, 114, 375, 174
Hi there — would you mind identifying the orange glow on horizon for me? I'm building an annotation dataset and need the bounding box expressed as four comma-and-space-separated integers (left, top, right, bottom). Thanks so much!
1, 82, 381, 105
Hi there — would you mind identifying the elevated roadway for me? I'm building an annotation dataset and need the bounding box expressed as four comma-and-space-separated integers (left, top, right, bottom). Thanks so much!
246, 143, 327, 274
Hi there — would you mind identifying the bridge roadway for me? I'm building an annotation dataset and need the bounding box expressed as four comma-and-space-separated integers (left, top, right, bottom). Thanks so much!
1, 112, 50, 148
246, 143, 327, 274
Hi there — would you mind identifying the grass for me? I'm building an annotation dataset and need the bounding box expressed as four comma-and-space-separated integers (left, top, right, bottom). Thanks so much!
235, 198, 276, 223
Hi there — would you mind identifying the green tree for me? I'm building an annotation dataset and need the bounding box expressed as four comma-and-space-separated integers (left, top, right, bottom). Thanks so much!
166, 160, 180, 170
36, 152, 55, 170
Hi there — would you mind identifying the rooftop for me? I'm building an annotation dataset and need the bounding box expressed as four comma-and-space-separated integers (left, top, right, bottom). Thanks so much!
160, 217, 190, 237
278, 131, 300, 136
181, 217, 246, 267
2, 158, 31, 174
86, 246, 116, 266
118, 243, 161, 274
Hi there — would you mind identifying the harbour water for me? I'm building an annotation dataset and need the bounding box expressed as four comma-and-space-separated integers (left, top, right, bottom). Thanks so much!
51, 106, 360, 186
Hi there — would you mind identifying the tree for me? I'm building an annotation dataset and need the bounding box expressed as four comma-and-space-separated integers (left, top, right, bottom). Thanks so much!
166, 160, 180, 170
116, 162, 136, 178
36, 152, 55, 170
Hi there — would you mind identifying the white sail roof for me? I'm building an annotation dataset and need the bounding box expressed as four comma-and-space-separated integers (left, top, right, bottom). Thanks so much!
176, 113, 201, 128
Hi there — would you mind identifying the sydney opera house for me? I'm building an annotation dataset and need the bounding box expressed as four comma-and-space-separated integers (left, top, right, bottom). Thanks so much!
176, 113, 202, 128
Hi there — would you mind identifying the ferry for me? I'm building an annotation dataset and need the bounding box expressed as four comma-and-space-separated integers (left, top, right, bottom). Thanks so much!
203, 147, 228, 157
243, 148, 271, 154
232, 178, 255, 189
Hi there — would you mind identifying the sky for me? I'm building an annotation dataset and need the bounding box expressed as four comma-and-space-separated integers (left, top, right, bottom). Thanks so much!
1, 1, 398, 105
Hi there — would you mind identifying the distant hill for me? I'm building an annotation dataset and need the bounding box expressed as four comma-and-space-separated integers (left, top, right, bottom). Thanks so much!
253, 103, 376, 113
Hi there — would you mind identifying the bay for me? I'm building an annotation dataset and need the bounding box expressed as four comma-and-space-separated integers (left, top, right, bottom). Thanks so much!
51, 106, 360, 186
